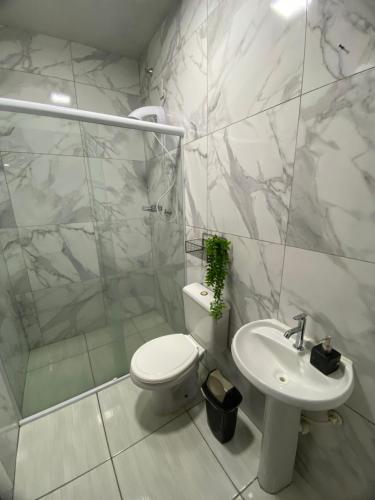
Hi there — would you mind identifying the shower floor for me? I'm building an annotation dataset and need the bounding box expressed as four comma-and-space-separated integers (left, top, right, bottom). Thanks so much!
22, 310, 173, 417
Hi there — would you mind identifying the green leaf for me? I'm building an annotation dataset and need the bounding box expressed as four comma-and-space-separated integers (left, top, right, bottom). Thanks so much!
204, 235, 230, 320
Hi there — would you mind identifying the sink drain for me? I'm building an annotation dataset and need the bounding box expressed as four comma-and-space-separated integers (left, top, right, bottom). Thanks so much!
278, 375, 287, 383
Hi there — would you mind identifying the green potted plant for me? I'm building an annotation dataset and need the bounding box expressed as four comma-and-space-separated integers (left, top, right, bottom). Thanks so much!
205, 235, 231, 320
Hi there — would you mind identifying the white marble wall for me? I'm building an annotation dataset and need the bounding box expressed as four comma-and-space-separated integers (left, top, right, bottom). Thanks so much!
140, 0, 375, 497
0, 360, 19, 500
0, 25, 154, 354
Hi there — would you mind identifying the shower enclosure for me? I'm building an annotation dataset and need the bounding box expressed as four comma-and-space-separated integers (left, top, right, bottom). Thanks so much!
0, 98, 185, 417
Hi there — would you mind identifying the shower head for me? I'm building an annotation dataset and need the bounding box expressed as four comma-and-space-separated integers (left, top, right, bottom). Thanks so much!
128, 105, 166, 124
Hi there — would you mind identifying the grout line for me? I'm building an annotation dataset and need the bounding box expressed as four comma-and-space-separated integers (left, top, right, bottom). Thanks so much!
109, 410, 186, 461
0, 60, 140, 97
344, 403, 375, 428
95, 392, 124, 500
276, 0, 309, 321
185, 222, 375, 268
238, 476, 258, 496
83, 330, 96, 385
186, 410, 242, 495
35, 456, 114, 499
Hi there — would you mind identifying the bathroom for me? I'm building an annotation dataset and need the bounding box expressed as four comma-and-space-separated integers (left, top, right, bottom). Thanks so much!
0, 0, 374, 498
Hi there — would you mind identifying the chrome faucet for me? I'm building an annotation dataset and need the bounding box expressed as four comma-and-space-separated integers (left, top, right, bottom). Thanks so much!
284, 313, 307, 351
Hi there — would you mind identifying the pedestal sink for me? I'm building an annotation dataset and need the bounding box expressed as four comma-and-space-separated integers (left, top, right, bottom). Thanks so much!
231, 319, 354, 494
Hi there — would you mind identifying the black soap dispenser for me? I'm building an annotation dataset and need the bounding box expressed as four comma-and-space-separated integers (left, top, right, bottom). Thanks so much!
310, 336, 341, 375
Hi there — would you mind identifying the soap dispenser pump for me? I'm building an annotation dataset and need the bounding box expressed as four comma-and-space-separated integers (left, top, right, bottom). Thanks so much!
310, 336, 341, 375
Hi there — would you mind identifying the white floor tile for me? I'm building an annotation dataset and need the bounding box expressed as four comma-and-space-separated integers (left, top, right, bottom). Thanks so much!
22, 352, 94, 417
15, 395, 110, 500
89, 333, 144, 386
85, 320, 138, 350
189, 402, 262, 491
132, 310, 166, 331
41, 461, 121, 500
113, 412, 237, 500
98, 377, 183, 456
28, 335, 87, 371
241, 474, 321, 500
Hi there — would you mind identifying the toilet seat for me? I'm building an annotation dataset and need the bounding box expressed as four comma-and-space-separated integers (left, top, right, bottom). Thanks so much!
131, 334, 199, 385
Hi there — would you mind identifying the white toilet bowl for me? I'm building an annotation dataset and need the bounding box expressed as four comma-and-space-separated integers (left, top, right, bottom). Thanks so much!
130, 333, 204, 414
130, 283, 229, 415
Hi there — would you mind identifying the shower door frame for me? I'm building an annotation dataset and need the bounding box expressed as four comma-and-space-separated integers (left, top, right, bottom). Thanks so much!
0, 97, 185, 424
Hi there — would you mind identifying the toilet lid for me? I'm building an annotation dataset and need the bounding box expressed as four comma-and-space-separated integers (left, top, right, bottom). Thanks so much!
131, 334, 199, 384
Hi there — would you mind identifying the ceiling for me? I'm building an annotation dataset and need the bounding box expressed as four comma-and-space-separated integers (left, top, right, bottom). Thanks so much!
0, 0, 178, 59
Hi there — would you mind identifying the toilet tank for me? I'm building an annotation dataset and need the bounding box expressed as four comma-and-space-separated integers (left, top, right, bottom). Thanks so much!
183, 283, 229, 353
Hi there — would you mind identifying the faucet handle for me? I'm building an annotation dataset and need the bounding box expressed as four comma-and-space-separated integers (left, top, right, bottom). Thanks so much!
293, 312, 307, 322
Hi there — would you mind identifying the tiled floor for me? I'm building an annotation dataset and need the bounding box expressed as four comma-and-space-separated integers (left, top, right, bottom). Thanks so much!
15, 376, 321, 500
22, 310, 172, 416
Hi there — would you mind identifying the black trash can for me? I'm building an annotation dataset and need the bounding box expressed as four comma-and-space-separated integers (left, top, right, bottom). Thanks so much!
201, 372, 242, 444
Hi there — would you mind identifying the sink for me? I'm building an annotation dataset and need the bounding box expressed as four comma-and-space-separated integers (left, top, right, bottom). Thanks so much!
231, 318, 354, 494
231, 319, 353, 411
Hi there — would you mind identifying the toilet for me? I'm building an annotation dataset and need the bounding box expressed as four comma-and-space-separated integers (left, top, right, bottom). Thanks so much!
130, 283, 230, 414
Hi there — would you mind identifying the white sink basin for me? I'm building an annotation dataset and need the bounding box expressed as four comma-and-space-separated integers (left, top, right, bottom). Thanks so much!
232, 319, 354, 411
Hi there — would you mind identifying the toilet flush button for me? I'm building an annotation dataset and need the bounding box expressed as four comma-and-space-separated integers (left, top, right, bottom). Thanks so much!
200, 291, 208, 296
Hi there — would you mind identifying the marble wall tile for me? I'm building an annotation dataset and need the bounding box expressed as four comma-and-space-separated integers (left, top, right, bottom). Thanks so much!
279, 246, 375, 423
287, 69, 375, 263
81, 122, 145, 162
152, 220, 189, 332
304, 0, 375, 93
88, 157, 147, 221
146, 153, 168, 206
0, 229, 29, 295
146, 147, 183, 225
0, 315, 28, 409
296, 405, 375, 500
0, 68, 76, 107
14, 292, 43, 349
208, 0, 221, 16
0, 111, 83, 156
104, 272, 155, 322
71, 42, 139, 94
0, 246, 29, 409
33, 278, 106, 343
185, 226, 205, 285
96, 218, 152, 278
207, 0, 305, 132
0, 26, 73, 80
3, 153, 91, 226
152, 220, 185, 271
0, 364, 19, 500
75, 79, 145, 162
75, 82, 140, 115
20, 222, 100, 291
208, 98, 300, 243
184, 137, 207, 228
139, 8, 180, 93
226, 234, 284, 332
161, 23, 207, 142
154, 268, 186, 332
0, 63, 81, 156
0, 161, 16, 229
179, 0, 207, 47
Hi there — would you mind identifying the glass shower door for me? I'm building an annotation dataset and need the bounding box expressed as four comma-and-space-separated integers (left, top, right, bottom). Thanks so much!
0, 108, 185, 417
